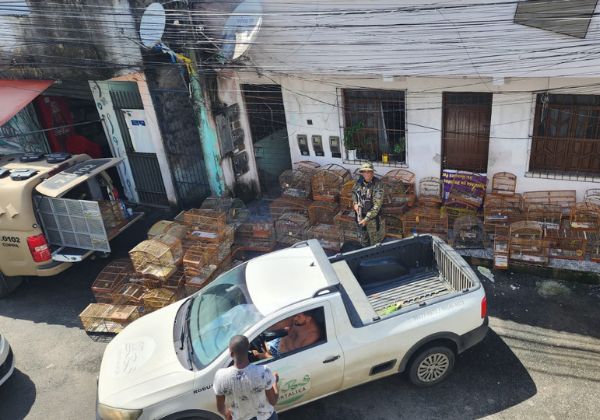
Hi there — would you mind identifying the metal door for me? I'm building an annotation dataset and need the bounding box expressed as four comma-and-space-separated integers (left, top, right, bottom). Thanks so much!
442, 93, 492, 173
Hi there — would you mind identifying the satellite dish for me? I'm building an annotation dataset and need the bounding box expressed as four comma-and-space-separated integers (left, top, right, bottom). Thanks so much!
221, 0, 263, 61
140, 3, 166, 48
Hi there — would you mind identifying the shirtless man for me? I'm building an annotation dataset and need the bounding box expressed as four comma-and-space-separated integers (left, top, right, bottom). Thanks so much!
253, 312, 321, 360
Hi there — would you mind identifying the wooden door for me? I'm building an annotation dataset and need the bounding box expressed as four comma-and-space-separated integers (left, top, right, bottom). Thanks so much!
442, 92, 492, 173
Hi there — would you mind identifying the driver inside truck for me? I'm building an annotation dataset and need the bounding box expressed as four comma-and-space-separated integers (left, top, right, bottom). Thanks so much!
253, 311, 322, 360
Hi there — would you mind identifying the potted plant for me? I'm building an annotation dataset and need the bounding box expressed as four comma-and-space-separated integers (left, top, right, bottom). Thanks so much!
343, 121, 363, 161
391, 140, 406, 163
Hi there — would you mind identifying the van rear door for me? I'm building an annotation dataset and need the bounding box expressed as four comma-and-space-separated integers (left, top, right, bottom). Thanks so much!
33, 157, 143, 261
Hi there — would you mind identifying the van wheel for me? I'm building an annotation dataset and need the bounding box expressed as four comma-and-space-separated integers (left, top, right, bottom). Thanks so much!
0, 273, 23, 298
408, 346, 455, 387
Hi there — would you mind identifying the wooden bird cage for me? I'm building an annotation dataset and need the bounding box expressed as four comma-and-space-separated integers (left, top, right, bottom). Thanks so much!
147, 220, 187, 240
295, 160, 321, 171
201, 197, 250, 225
509, 221, 548, 265
570, 202, 600, 231
340, 180, 356, 209
523, 190, 576, 218
79, 303, 140, 334
544, 227, 587, 261
441, 200, 478, 227
129, 234, 183, 280
402, 207, 448, 240
383, 169, 417, 207
383, 213, 403, 239
491, 172, 517, 196
526, 204, 562, 231
584, 188, 600, 209
308, 201, 340, 226
418, 177, 443, 207
187, 224, 235, 244
269, 197, 311, 220
92, 259, 134, 303
452, 215, 486, 249
493, 226, 510, 270
279, 169, 313, 199
311, 164, 351, 202
142, 288, 176, 313
275, 213, 310, 245
587, 232, 600, 263
306, 224, 344, 251
483, 193, 524, 239
112, 283, 147, 306
234, 222, 276, 252
333, 209, 361, 243
182, 208, 227, 230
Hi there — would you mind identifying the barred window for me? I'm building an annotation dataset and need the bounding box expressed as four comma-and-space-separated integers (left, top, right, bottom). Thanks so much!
530, 94, 600, 175
343, 89, 406, 164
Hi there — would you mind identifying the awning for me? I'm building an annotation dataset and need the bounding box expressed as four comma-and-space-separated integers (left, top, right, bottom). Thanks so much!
0, 79, 54, 126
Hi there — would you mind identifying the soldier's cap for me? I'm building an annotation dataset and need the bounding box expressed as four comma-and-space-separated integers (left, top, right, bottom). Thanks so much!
358, 162, 375, 172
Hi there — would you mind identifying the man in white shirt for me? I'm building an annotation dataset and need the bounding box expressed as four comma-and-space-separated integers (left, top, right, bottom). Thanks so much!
214, 335, 279, 420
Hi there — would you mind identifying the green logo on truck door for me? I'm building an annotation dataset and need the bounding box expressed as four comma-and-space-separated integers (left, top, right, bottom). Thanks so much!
277, 374, 311, 405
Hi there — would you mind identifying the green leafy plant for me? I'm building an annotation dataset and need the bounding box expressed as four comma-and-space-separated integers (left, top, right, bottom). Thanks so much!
343, 121, 364, 150
393, 140, 405, 154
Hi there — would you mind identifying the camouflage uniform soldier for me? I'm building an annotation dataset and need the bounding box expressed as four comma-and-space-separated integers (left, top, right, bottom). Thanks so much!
352, 162, 385, 247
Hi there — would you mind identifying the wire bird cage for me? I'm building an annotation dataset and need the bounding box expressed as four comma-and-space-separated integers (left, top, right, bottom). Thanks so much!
402, 207, 448, 240
234, 221, 276, 251
452, 215, 486, 249
92, 259, 135, 303
525, 203, 562, 232
311, 164, 351, 202
491, 172, 517, 196
418, 177, 443, 207
544, 226, 587, 261
79, 303, 140, 334
441, 200, 478, 227
129, 234, 183, 281
333, 209, 361, 243
279, 169, 313, 199
523, 190, 576, 218
509, 221, 548, 266
269, 196, 311, 220
142, 288, 176, 313
339, 180, 356, 209
308, 201, 340, 226
584, 189, 600, 209
306, 224, 344, 251
275, 213, 310, 245
201, 197, 250, 225
570, 202, 600, 231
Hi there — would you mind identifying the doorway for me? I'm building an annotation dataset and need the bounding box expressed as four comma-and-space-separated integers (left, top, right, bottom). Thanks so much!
442, 92, 493, 173
242, 84, 292, 195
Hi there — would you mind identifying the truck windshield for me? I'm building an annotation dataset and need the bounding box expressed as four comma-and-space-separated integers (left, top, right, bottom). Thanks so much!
188, 263, 263, 369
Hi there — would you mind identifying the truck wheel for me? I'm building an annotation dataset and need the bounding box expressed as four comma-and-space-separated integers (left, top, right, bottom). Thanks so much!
0, 273, 23, 298
408, 346, 455, 387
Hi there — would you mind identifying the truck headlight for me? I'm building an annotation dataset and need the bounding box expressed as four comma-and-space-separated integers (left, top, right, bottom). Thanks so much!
97, 403, 142, 420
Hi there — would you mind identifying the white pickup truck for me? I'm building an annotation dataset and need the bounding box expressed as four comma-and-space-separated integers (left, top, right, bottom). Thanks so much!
97, 235, 488, 420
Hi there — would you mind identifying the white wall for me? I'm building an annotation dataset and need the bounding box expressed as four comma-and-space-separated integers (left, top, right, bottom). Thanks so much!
249, 0, 600, 78
227, 71, 600, 200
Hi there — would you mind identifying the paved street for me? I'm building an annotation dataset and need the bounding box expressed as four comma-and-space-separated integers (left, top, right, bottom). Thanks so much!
1, 255, 599, 419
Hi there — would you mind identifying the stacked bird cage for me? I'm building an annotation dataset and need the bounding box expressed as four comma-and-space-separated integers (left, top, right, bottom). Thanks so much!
279, 166, 316, 199
112, 283, 147, 306
402, 207, 448, 240
509, 221, 548, 265
584, 188, 600, 209
570, 202, 600, 231
306, 224, 344, 251
523, 190, 576, 218
526, 204, 562, 233
493, 226, 510, 270
269, 197, 311, 220
162, 267, 186, 300
147, 220, 187, 240
452, 216, 486, 249
79, 303, 140, 334
91, 259, 134, 303
142, 288, 176, 313
491, 172, 517, 196
333, 209, 361, 243
483, 194, 523, 240
201, 197, 250, 225
129, 234, 183, 281
382, 169, 415, 209
234, 221, 276, 251
383, 213, 403, 240
418, 177, 443, 207
275, 212, 310, 245
441, 200, 478, 227
311, 164, 351, 202
183, 209, 229, 243
587, 232, 600, 263
295, 160, 321, 171
544, 226, 587, 261
99, 200, 127, 230
339, 180, 356, 209
308, 201, 340, 226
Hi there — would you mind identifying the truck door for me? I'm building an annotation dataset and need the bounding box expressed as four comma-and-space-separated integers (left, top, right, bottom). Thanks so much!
253, 302, 344, 410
